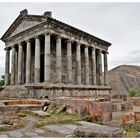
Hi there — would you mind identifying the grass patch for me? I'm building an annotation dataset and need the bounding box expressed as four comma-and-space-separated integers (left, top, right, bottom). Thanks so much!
34, 112, 81, 128
0, 127, 7, 132
18, 110, 40, 117
35, 120, 47, 128
123, 131, 137, 138
122, 121, 140, 138
16, 118, 25, 129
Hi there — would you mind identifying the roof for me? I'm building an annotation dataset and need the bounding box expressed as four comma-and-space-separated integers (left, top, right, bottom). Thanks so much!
1, 9, 111, 47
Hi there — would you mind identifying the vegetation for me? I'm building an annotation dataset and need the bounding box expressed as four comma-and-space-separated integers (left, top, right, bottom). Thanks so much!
0, 127, 7, 132
0, 75, 5, 86
122, 121, 140, 137
128, 88, 140, 97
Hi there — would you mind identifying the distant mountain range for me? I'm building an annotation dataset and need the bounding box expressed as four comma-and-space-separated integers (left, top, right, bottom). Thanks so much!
108, 65, 140, 96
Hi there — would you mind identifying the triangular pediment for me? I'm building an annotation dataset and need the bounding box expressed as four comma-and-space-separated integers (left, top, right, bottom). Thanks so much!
11, 19, 42, 36
1, 15, 46, 41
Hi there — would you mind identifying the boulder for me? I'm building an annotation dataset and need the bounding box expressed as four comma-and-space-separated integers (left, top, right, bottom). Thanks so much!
74, 121, 123, 137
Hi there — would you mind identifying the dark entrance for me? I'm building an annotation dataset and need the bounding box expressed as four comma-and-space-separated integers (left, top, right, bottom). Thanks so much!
40, 54, 44, 82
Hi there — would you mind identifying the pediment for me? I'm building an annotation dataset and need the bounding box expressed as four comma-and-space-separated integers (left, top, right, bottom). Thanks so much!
11, 18, 43, 36
1, 15, 46, 41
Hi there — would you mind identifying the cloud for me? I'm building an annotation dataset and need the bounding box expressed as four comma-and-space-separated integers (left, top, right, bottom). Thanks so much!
0, 3, 140, 75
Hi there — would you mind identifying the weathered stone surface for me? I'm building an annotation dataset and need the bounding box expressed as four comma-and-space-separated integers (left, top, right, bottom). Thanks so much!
43, 124, 78, 135
122, 112, 135, 126
8, 130, 23, 137
56, 97, 112, 121
32, 110, 50, 117
2, 10, 111, 102
0, 135, 9, 138
34, 128, 46, 134
134, 112, 140, 121
24, 132, 39, 137
74, 121, 123, 137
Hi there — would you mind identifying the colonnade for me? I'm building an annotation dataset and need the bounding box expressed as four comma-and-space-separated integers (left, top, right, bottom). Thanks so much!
4, 32, 108, 86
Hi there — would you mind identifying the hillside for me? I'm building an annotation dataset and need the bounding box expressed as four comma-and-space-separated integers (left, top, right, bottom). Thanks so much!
108, 65, 140, 96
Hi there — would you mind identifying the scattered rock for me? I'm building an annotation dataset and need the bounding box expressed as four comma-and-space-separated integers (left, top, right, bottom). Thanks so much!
8, 130, 23, 137
56, 104, 66, 114
0, 135, 8, 138
122, 112, 135, 127
43, 124, 78, 135
47, 102, 58, 114
1, 120, 13, 125
32, 110, 50, 117
74, 121, 123, 137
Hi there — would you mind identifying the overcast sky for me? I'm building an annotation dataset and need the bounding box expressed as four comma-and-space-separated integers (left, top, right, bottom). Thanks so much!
0, 2, 140, 77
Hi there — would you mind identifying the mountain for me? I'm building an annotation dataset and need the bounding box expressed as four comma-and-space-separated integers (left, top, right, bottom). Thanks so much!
107, 65, 140, 96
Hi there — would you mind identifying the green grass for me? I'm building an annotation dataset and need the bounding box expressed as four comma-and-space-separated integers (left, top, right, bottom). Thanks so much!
34, 112, 81, 128
0, 127, 7, 132
122, 121, 140, 138
16, 118, 25, 129
18, 110, 41, 118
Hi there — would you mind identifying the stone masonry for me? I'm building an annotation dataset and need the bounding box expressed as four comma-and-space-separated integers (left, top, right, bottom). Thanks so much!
1, 9, 111, 99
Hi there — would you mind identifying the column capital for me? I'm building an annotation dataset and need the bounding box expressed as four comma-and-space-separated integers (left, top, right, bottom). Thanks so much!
66, 39, 72, 43
18, 42, 23, 46
98, 49, 102, 53
4, 47, 11, 51
83, 44, 89, 48
44, 31, 52, 36
26, 39, 31, 43
76, 42, 81, 46
104, 51, 108, 54
35, 35, 40, 39
91, 47, 96, 50
56, 34, 62, 39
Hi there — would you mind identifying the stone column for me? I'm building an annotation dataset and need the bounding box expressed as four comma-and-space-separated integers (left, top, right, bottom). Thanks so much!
44, 33, 51, 82
26, 40, 31, 84
18, 43, 23, 84
11, 47, 16, 85
99, 50, 102, 85
104, 51, 108, 85
15, 51, 18, 85
35, 36, 40, 83
92, 48, 96, 85
67, 40, 72, 84
21, 47, 25, 84
84, 46, 89, 85
5, 48, 10, 85
56, 35, 62, 83
76, 42, 81, 85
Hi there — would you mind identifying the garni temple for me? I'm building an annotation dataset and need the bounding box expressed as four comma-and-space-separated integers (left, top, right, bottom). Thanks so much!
1, 9, 111, 99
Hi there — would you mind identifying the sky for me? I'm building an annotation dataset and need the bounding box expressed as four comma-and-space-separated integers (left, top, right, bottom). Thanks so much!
0, 2, 140, 77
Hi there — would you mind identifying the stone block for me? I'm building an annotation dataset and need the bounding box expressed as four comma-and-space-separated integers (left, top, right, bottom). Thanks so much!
122, 112, 135, 126
129, 97, 140, 106
74, 121, 123, 137
56, 97, 112, 122
134, 112, 140, 121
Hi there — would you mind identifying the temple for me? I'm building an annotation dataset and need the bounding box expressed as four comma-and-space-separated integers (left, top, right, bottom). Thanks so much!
1, 9, 111, 99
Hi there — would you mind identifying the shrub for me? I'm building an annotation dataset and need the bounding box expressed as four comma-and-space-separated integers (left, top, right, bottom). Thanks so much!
128, 88, 140, 97
0, 80, 4, 86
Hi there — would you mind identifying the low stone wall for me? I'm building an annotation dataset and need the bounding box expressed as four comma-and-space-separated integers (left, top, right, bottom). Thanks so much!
0, 105, 43, 115
3, 99, 51, 105
0, 85, 28, 99
56, 97, 112, 122
28, 87, 111, 100
0, 84, 111, 100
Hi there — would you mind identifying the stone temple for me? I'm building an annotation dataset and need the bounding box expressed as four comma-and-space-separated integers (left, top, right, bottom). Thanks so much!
1, 9, 112, 99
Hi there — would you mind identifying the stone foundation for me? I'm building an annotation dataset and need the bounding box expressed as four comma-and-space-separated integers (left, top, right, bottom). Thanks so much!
0, 84, 111, 100
26, 84, 111, 100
